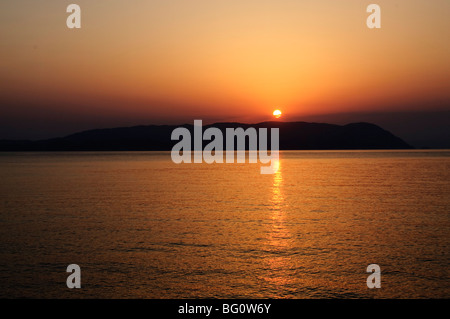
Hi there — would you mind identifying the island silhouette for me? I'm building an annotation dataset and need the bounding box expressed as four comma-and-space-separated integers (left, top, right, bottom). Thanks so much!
0, 121, 412, 151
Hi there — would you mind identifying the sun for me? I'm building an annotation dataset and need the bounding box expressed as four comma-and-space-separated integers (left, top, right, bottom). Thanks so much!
273, 109, 282, 119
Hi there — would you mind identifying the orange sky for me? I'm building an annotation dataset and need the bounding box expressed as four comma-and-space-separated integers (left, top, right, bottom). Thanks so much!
0, 0, 449, 137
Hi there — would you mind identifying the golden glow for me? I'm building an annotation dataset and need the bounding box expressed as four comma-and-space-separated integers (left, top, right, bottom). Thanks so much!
273, 110, 282, 119
265, 157, 295, 287
0, 0, 449, 122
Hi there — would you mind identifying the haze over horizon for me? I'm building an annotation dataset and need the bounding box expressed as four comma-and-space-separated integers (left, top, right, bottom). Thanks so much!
1, 0, 449, 147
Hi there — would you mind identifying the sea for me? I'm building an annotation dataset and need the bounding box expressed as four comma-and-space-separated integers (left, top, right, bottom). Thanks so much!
0, 150, 449, 298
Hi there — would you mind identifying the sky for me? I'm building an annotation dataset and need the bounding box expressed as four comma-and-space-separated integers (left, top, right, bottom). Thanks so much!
0, 0, 449, 146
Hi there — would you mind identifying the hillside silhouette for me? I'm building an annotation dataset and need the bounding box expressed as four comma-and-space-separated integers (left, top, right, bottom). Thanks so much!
0, 121, 412, 151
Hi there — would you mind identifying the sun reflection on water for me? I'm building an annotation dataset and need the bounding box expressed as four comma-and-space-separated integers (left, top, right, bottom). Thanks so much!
264, 157, 295, 291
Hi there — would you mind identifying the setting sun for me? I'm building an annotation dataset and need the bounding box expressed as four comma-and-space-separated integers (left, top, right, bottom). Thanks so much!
273, 110, 282, 119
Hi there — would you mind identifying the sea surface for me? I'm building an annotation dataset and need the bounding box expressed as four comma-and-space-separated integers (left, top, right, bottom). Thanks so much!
0, 150, 449, 298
